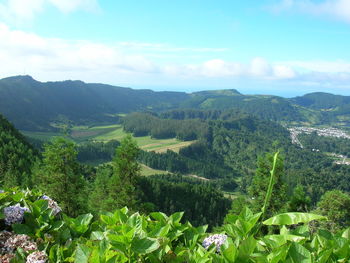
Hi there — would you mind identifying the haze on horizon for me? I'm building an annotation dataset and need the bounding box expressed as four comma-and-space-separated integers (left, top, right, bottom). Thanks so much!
0, 0, 349, 97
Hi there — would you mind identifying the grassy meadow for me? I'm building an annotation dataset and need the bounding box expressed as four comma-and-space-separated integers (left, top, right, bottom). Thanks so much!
22, 124, 195, 154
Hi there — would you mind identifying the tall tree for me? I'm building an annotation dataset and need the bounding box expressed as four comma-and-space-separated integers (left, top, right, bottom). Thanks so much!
316, 190, 350, 232
108, 135, 141, 210
248, 153, 287, 217
33, 137, 87, 216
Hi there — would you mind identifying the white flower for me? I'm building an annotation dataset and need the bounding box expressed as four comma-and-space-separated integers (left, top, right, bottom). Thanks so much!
4, 234, 37, 252
3, 204, 30, 225
41, 195, 62, 215
202, 234, 227, 252
26, 251, 47, 263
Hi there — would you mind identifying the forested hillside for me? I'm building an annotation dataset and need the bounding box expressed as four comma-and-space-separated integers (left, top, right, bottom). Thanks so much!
124, 110, 350, 203
3, 76, 350, 132
0, 76, 189, 131
0, 114, 38, 187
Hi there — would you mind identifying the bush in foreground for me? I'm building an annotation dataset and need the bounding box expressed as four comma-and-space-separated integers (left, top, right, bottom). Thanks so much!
1, 188, 350, 262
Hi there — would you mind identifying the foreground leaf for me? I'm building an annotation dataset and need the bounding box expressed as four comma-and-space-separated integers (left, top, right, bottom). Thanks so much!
263, 213, 326, 226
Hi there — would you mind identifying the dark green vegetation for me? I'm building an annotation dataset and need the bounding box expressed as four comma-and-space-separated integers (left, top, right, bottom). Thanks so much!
0, 114, 38, 187
3, 76, 350, 132
0, 76, 188, 131
125, 111, 350, 203
138, 174, 231, 228
299, 132, 350, 156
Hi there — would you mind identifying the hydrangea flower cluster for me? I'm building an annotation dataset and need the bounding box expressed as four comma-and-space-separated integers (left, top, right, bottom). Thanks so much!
3, 204, 30, 225
41, 195, 62, 215
202, 234, 227, 252
4, 234, 37, 252
26, 251, 47, 263
0, 231, 47, 263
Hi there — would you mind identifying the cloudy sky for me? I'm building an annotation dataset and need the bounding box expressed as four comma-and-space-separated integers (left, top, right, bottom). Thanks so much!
0, 0, 350, 96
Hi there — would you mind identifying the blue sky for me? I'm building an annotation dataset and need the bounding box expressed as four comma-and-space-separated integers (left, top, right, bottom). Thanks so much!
0, 0, 350, 97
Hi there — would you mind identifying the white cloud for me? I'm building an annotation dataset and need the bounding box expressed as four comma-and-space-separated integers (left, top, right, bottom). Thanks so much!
250, 57, 272, 76
171, 57, 296, 80
272, 0, 350, 23
282, 60, 350, 73
0, 0, 99, 23
0, 23, 158, 81
0, 0, 44, 21
273, 65, 296, 79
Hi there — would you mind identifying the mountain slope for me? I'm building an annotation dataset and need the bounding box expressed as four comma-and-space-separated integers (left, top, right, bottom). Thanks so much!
0, 114, 37, 186
181, 91, 305, 122
290, 92, 350, 109
2, 76, 350, 131
0, 76, 190, 131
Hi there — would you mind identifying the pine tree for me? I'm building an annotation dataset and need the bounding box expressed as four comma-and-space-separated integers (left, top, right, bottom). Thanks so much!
33, 137, 87, 216
288, 184, 311, 212
88, 164, 114, 214
248, 153, 287, 217
108, 135, 141, 210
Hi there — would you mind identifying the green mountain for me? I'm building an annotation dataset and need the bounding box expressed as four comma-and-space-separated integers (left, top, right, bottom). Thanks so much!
181, 91, 305, 122
0, 76, 189, 131
291, 92, 350, 109
2, 75, 350, 131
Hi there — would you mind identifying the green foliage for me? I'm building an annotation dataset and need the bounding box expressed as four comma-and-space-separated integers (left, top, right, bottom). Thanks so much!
316, 190, 350, 232
0, 114, 38, 188
299, 132, 350, 156
3, 188, 347, 263
89, 135, 141, 213
111, 135, 141, 209
248, 153, 287, 217
77, 140, 120, 164
288, 185, 311, 212
123, 112, 209, 140
32, 137, 87, 216
0, 76, 188, 131
137, 174, 231, 229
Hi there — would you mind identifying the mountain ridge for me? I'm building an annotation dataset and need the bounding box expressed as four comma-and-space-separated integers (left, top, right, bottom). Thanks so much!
1, 75, 350, 131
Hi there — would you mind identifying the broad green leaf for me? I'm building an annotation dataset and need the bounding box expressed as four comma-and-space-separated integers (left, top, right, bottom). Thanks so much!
238, 236, 256, 260
100, 214, 116, 225
91, 231, 105, 241
316, 249, 333, 263
267, 245, 290, 263
108, 233, 129, 251
150, 212, 168, 222
263, 234, 305, 248
288, 243, 311, 263
169, 212, 184, 224
76, 213, 93, 226
263, 213, 327, 226
12, 223, 32, 235
74, 244, 91, 263
131, 237, 160, 254
342, 228, 350, 239
222, 238, 237, 263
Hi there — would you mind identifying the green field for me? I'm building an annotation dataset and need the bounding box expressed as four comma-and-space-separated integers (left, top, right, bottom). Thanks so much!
22, 131, 63, 141
22, 124, 195, 153
140, 164, 170, 176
